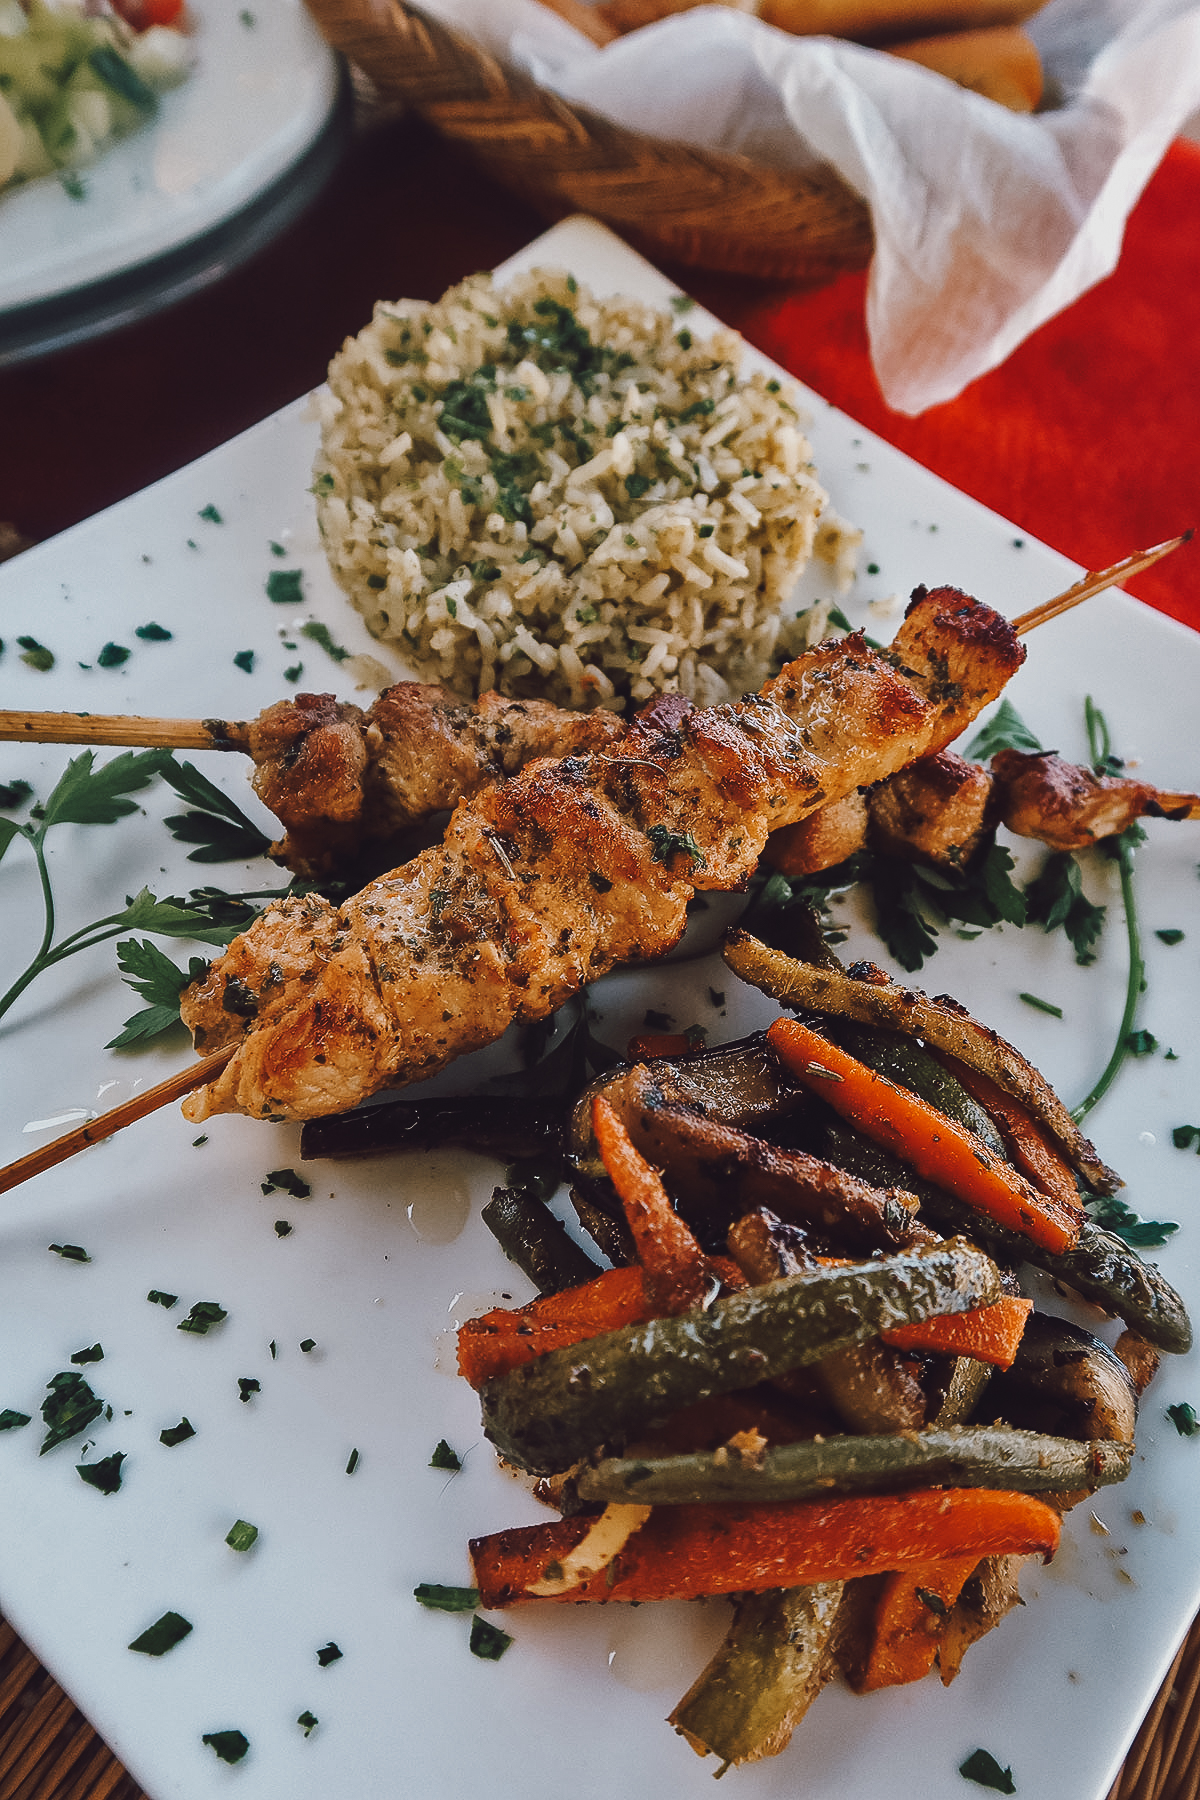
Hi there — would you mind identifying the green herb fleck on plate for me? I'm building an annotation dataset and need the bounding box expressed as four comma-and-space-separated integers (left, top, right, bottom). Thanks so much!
50, 1243, 90, 1262
97, 643, 131, 669
177, 1300, 227, 1336
1156, 928, 1185, 945
300, 620, 351, 663
40, 1371, 104, 1454
414, 1583, 479, 1613
199, 504, 223, 524
70, 1343, 103, 1365
135, 622, 172, 641
1168, 1402, 1200, 1437
160, 1418, 194, 1446
262, 1168, 311, 1198
18, 636, 54, 672
147, 1290, 178, 1308
130, 1611, 193, 1656
202, 1730, 248, 1765
316, 1642, 342, 1667
469, 1616, 513, 1661
226, 1519, 259, 1552
274, 1220, 293, 1237
430, 1439, 461, 1472
266, 569, 304, 605
0, 1410, 31, 1432
346, 1448, 360, 1474
1018, 992, 1063, 1018
297, 1711, 318, 1737
77, 1450, 125, 1494
1172, 1125, 1200, 1153
237, 1378, 260, 1403
233, 649, 255, 673
959, 1748, 1016, 1793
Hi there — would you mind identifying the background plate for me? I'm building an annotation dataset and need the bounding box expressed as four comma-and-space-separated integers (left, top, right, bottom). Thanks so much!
0, 0, 341, 348
0, 217, 1197, 1800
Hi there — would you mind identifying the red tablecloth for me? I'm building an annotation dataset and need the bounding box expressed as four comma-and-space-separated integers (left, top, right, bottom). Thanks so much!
713, 137, 1200, 632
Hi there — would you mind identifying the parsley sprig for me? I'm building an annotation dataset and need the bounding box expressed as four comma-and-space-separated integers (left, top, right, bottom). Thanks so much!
1070, 699, 1146, 1123
0, 753, 240, 1029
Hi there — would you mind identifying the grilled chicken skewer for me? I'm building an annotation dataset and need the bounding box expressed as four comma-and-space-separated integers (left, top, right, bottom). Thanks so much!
177, 585, 1025, 1124
769, 746, 1200, 877
1, 535, 1189, 879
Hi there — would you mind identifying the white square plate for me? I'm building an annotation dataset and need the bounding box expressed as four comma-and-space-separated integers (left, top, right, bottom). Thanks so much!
0, 217, 1197, 1800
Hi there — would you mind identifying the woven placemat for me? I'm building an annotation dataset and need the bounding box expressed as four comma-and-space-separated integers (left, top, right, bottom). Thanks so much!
3, 1605, 1199, 1799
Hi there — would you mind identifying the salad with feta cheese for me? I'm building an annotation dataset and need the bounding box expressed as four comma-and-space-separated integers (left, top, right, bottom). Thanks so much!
0, 0, 192, 196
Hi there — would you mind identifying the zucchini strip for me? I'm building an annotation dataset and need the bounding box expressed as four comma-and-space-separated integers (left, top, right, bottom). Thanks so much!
575, 1425, 1133, 1507
480, 1240, 1001, 1474
724, 929, 1120, 1195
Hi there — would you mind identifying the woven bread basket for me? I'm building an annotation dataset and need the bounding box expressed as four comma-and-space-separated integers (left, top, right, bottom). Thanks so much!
303, 0, 874, 282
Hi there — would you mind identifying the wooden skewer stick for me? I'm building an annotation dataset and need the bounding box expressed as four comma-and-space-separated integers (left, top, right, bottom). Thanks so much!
0, 537, 1191, 753
0, 531, 1193, 1199
0, 1045, 236, 1198
0, 711, 250, 751
1012, 531, 1193, 636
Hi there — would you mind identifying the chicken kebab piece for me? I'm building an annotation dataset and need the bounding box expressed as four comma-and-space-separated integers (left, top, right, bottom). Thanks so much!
767, 744, 1200, 877
178, 584, 1025, 1123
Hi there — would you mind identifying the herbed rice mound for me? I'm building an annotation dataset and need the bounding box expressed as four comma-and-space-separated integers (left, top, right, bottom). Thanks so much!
314, 268, 848, 711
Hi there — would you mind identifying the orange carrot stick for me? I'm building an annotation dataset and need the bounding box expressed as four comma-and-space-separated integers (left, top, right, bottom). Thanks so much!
939, 1057, 1084, 1216
457, 1256, 748, 1387
471, 1488, 1060, 1607
882, 1294, 1033, 1369
766, 1018, 1081, 1255
856, 1556, 980, 1692
593, 1093, 708, 1314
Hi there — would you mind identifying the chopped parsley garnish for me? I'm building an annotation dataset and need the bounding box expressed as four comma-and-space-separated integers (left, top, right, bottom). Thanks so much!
159, 755, 273, 864
645, 825, 705, 870
274, 1220, 293, 1237
237, 1378, 261, 1403
202, 1730, 249, 1765
469, 1616, 514, 1661
414, 1583, 479, 1612
97, 642, 131, 668
49, 1243, 90, 1262
0, 1410, 31, 1431
316, 1642, 343, 1667
965, 698, 1043, 761
1125, 1028, 1159, 1056
0, 778, 33, 810
226, 1519, 259, 1552
1172, 1125, 1200, 1152
429, 1439, 462, 1472
130, 1611, 193, 1656
77, 1450, 125, 1493
346, 1448, 360, 1474
1019, 992, 1063, 1018
709, 988, 725, 1007
1025, 853, 1106, 964
0, 749, 246, 1033
300, 620, 352, 663
262, 1168, 311, 1198
134, 622, 172, 641
199, 504, 223, 524
1086, 1194, 1178, 1247
177, 1300, 228, 1336
70, 1343, 104, 1365
60, 171, 86, 200
147, 1290, 178, 1308
669, 294, 696, 313
1156, 928, 1185, 945
40, 1370, 104, 1454
284, 663, 304, 683
160, 1418, 195, 1446
300, 1339, 316, 1353
17, 635, 54, 671
108, 939, 209, 1048
233, 650, 255, 673
625, 473, 651, 500
1167, 1402, 1200, 1437
297, 1711, 318, 1737
266, 569, 304, 605
959, 1748, 1016, 1793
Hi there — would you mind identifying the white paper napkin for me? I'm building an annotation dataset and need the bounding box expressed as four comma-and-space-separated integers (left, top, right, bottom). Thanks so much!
416, 0, 1200, 413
